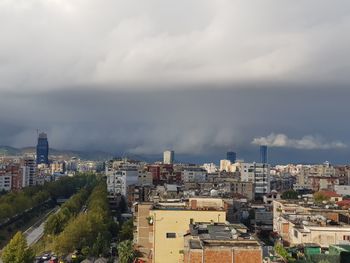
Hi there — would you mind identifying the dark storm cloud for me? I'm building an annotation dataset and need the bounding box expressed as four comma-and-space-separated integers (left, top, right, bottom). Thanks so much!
0, 85, 349, 164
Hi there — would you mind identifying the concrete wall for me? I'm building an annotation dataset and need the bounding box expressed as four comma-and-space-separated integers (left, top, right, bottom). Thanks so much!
151, 209, 226, 263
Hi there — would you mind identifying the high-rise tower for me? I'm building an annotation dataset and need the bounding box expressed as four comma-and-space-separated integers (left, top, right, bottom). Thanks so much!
36, 132, 49, 165
163, 150, 174, 164
260, 145, 268, 164
226, 151, 237, 163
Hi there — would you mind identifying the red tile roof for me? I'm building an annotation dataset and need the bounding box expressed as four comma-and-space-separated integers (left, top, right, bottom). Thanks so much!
336, 199, 350, 207
318, 190, 341, 198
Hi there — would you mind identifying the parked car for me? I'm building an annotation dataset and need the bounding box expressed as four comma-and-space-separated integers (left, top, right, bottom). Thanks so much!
49, 256, 58, 263
41, 252, 51, 260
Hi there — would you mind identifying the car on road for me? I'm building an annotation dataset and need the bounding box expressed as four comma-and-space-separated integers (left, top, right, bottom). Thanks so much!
35, 256, 44, 263
41, 253, 51, 260
49, 256, 58, 263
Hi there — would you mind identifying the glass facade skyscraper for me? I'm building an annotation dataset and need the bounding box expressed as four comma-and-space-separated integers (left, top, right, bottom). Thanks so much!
36, 132, 49, 165
226, 151, 236, 163
260, 145, 268, 164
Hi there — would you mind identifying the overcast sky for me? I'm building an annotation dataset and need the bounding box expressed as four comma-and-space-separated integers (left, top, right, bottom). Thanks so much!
1, 0, 350, 163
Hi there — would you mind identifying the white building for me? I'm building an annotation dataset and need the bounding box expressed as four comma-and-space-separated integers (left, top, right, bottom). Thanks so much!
22, 156, 36, 187
107, 169, 139, 196
163, 150, 174, 164
219, 159, 231, 172
202, 163, 218, 173
239, 162, 270, 196
0, 174, 12, 191
334, 185, 350, 196
138, 171, 153, 185
182, 168, 207, 182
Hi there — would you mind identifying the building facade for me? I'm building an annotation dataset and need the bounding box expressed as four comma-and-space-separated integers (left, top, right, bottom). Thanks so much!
134, 199, 227, 263
36, 132, 49, 165
163, 150, 174, 165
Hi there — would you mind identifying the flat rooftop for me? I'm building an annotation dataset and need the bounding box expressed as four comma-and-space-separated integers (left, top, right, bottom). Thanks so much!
187, 222, 261, 249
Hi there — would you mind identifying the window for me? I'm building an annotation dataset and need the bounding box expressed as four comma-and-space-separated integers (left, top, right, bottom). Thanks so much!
166, 233, 176, 238
294, 230, 298, 238
343, 235, 350, 241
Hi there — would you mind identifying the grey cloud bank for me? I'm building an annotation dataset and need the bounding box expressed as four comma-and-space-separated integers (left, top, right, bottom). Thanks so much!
0, 86, 349, 164
1, 0, 350, 90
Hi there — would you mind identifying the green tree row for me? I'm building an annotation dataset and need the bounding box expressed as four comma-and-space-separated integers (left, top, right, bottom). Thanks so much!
53, 181, 114, 257
0, 173, 96, 224
1, 231, 34, 263
44, 188, 89, 235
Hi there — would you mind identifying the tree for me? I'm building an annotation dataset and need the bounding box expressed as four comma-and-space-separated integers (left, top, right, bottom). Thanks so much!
54, 182, 112, 255
281, 190, 298, 200
1, 231, 34, 263
117, 240, 136, 263
119, 219, 134, 241
314, 192, 330, 204
91, 232, 109, 257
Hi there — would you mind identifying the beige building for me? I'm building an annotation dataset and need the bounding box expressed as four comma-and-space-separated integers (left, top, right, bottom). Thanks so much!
275, 213, 350, 247
273, 200, 350, 247
134, 198, 226, 263
183, 222, 262, 263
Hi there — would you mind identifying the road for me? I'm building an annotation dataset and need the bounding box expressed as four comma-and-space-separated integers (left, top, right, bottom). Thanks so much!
24, 206, 60, 246
0, 207, 59, 263
25, 220, 46, 247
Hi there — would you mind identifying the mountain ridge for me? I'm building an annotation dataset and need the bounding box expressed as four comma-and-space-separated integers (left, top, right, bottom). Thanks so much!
0, 145, 113, 161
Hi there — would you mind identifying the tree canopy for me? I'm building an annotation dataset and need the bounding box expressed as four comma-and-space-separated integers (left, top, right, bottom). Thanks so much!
1, 231, 34, 263
54, 182, 113, 257
281, 190, 298, 200
118, 240, 136, 263
314, 192, 330, 203
0, 173, 96, 225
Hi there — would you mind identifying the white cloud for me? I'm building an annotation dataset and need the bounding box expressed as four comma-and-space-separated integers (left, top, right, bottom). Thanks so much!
0, 0, 350, 91
252, 133, 347, 150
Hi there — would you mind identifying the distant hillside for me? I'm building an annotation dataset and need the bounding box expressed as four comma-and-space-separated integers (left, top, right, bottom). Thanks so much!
0, 146, 113, 161
0, 146, 22, 156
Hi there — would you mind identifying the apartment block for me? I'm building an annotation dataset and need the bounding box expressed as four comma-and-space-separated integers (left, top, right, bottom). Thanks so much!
133, 198, 227, 263
183, 222, 262, 263
273, 200, 350, 247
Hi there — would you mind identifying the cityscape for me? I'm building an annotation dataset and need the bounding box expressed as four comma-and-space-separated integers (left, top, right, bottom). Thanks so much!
1, 1, 350, 263
0, 133, 350, 262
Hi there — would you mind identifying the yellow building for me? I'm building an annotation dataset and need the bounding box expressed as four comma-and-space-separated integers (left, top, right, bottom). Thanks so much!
134, 199, 226, 263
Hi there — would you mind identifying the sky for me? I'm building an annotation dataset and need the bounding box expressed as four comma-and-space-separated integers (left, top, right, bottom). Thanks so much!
1, 0, 350, 164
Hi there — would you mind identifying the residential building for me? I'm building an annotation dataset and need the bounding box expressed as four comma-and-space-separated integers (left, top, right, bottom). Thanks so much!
22, 156, 36, 187
335, 185, 350, 196
147, 164, 174, 184
230, 180, 255, 200
182, 167, 207, 183
239, 162, 270, 198
133, 198, 226, 263
219, 159, 232, 172
201, 163, 218, 174
263, 190, 281, 204
0, 173, 11, 191
273, 200, 350, 247
274, 213, 350, 247
163, 150, 174, 165
138, 171, 153, 185
183, 222, 262, 263
106, 168, 139, 196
